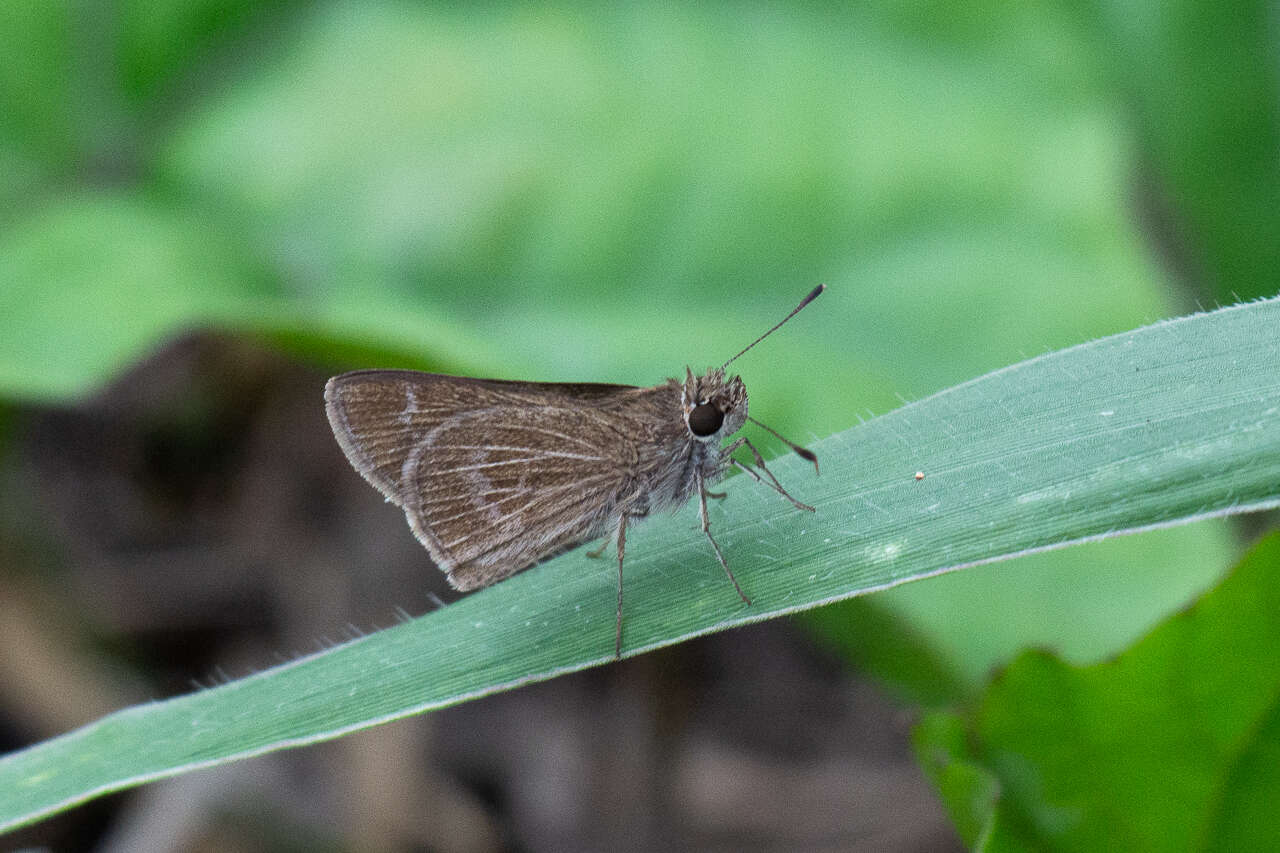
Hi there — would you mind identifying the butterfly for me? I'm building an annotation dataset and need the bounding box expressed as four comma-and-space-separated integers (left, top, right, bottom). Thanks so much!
325, 286, 822, 657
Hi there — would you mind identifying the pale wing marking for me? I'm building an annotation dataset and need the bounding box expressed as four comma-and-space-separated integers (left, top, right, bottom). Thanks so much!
416, 484, 525, 509
440, 480, 587, 550
426, 449, 607, 473
485, 422, 611, 454
425, 489, 532, 527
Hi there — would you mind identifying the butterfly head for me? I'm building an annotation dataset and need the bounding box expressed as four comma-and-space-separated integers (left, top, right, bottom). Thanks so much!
681, 367, 748, 442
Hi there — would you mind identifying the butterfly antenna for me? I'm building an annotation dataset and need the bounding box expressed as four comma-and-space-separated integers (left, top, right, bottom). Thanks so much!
747, 416, 819, 474
722, 284, 825, 370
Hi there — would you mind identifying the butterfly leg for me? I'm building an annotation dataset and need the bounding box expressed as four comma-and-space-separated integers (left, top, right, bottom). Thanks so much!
614, 514, 627, 659
724, 437, 815, 512
697, 470, 751, 606
586, 538, 610, 559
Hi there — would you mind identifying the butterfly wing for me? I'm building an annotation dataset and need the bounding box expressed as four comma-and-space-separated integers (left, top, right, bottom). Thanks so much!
325, 370, 656, 590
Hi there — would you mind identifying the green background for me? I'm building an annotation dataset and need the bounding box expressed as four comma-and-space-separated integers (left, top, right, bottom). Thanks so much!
2, 0, 1277, 847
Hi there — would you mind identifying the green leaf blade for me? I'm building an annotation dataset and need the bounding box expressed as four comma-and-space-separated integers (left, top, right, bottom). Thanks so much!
3, 297, 1279, 831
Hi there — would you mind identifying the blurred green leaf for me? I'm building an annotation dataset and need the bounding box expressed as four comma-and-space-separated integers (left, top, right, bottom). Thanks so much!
0, 194, 262, 401
0, 192, 510, 402
1201, 693, 1280, 852
831, 519, 1236, 700
805, 597, 969, 707
2, 296, 1278, 831
0, 2, 73, 211
1077, 0, 1280, 303
924, 530, 1280, 851
913, 711, 1005, 846
118, 0, 299, 104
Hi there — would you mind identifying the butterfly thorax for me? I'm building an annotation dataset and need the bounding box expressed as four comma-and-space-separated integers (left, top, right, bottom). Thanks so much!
626, 367, 747, 514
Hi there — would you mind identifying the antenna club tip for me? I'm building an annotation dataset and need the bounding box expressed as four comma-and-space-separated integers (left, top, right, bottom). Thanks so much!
721, 284, 825, 369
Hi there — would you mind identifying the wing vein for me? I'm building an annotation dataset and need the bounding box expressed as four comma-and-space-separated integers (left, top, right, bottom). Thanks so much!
440, 483, 602, 550
428, 444, 606, 462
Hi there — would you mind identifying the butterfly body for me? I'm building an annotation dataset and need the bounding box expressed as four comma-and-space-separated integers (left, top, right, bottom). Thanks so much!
325, 367, 748, 592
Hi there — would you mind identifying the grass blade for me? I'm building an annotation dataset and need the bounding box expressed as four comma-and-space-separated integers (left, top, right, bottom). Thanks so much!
3, 297, 1279, 831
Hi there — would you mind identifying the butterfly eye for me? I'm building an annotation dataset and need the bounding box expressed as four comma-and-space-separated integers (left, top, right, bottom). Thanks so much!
688, 402, 724, 437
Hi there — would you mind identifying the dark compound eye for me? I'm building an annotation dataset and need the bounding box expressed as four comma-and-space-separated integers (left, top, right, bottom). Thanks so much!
688, 402, 724, 436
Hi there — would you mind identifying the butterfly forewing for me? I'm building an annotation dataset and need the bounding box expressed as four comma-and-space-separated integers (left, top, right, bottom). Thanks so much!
325, 370, 648, 590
